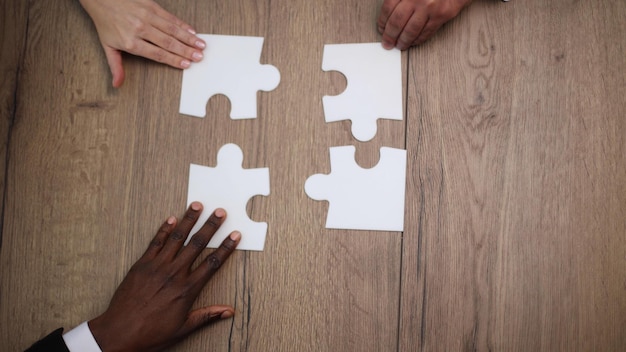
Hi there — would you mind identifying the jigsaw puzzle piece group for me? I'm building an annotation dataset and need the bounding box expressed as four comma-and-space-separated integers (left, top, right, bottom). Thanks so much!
306, 43, 406, 231
180, 36, 407, 250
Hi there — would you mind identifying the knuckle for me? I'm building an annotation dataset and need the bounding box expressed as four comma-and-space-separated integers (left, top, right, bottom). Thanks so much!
389, 11, 404, 26
132, 19, 147, 35
221, 239, 237, 252
163, 37, 178, 52
149, 237, 164, 248
169, 231, 185, 241
386, 19, 405, 34
403, 23, 422, 38
186, 34, 198, 46
206, 254, 222, 270
158, 222, 170, 232
188, 236, 206, 249
206, 218, 221, 228
165, 23, 179, 36
122, 39, 137, 52
183, 211, 197, 222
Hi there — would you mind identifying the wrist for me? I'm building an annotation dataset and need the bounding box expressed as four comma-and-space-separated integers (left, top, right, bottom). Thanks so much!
88, 314, 130, 352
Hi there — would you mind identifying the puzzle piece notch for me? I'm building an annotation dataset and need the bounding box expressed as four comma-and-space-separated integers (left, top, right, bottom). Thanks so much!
187, 143, 270, 251
322, 43, 403, 142
304, 146, 407, 231
180, 34, 280, 119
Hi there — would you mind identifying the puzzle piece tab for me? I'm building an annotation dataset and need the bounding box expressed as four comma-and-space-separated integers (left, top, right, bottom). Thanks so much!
187, 143, 270, 251
180, 35, 280, 119
322, 43, 402, 142
304, 146, 406, 231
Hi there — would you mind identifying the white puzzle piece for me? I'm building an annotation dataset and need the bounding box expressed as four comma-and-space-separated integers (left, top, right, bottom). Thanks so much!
187, 143, 270, 251
322, 43, 402, 142
180, 34, 280, 119
304, 146, 406, 231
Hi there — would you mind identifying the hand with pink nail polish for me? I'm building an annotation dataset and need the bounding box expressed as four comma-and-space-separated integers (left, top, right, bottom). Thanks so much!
88, 203, 241, 351
79, 0, 206, 88
377, 0, 473, 50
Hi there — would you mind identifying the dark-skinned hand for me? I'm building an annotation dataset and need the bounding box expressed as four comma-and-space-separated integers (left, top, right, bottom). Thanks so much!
378, 0, 473, 50
88, 202, 240, 351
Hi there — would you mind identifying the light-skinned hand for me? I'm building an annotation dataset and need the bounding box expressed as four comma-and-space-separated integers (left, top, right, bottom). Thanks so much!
88, 203, 240, 351
79, 0, 206, 87
378, 0, 473, 50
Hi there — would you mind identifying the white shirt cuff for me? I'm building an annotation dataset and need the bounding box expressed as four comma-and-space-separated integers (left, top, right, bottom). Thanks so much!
62, 321, 102, 352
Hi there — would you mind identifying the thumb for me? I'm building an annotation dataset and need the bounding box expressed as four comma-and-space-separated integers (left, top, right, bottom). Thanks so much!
103, 45, 125, 88
177, 305, 235, 337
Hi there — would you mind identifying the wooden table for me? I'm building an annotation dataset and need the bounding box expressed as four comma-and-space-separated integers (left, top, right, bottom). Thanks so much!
2, 0, 625, 350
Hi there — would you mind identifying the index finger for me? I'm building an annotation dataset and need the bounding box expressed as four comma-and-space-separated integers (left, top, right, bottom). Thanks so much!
159, 202, 204, 260
139, 215, 177, 262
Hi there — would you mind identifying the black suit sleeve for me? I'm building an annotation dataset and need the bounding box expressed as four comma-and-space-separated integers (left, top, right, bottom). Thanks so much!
25, 328, 70, 352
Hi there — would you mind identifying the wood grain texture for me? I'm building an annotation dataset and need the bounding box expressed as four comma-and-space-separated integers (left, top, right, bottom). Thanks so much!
0, 0, 28, 245
1, 0, 625, 351
1, 0, 142, 348
401, 0, 626, 351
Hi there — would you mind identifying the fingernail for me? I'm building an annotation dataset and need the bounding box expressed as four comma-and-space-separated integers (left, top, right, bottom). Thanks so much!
215, 208, 225, 219
220, 310, 234, 319
166, 216, 176, 225
192, 52, 203, 61
181, 60, 191, 68
230, 231, 241, 241
188, 28, 197, 35
190, 201, 202, 211
382, 41, 393, 50
195, 40, 206, 49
